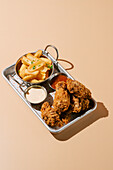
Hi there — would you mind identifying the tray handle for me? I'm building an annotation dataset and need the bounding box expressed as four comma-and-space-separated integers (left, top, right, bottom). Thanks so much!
44, 45, 74, 71
57, 59, 74, 70
44, 45, 59, 61
9, 74, 27, 93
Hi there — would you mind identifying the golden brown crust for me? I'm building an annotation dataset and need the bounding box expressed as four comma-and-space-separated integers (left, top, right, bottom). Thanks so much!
41, 102, 60, 127
71, 96, 82, 113
55, 81, 67, 90
66, 78, 91, 99
81, 98, 90, 111
53, 81, 70, 112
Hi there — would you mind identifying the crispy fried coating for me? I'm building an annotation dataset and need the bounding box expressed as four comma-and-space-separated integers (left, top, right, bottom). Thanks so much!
70, 95, 90, 113
41, 102, 60, 127
60, 107, 72, 124
53, 81, 70, 112
71, 96, 82, 113
81, 98, 90, 111
66, 78, 91, 99
41, 101, 51, 112
55, 81, 67, 90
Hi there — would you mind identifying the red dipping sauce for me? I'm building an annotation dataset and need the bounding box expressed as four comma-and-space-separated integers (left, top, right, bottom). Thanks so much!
51, 74, 67, 89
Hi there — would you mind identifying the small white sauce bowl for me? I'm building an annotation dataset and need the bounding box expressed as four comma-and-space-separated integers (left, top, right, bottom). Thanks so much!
24, 85, 47, 104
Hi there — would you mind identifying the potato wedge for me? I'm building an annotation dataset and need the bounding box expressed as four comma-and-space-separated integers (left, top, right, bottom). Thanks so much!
23, 74, 37, 81
30, 79, 43, 83
22, 56, 31, 65
40, 66, 50, 73
25, 69, 39, 76
26, 53, 38, 63
28, 59, 44, 72
34, 50, 42, 58
36, 72, 46, 80
19, 64, 27, 78
40, 57, 52, 65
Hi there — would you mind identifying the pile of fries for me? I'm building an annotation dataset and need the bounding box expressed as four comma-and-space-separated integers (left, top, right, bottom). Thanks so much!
18, 50, 53, 83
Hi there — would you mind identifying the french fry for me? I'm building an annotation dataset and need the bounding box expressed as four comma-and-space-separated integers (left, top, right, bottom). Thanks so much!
40, 66, 49, 73
23, 75, 36, 81
19, 64, 27, 78
30, 79, 43, 83
40, 57, 52, 65
25, 69, 39, 76
28, 59, 44, 72
26, 53, 37, 63
22, 56, 31, 65
34, 50, 42, 58
36, 72, 46, 80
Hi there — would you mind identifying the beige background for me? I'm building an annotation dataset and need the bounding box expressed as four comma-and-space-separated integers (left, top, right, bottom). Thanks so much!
0, 0, 113, 170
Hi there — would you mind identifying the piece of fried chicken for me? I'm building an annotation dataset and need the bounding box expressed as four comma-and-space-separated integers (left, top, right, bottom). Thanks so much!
41, 101, 71, 127
71, 96, 82, 113
70, 96, 90, 113
53, 81, 70, 112
81, 98, 90, 111
41, 102, 62, 127
66, 78, 91, 99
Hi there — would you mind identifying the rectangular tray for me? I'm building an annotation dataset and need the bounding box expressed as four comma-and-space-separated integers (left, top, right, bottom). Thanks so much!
2, 50, 97, 133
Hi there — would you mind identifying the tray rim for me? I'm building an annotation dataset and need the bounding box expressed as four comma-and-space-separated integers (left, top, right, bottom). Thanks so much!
2, 55, 97, 134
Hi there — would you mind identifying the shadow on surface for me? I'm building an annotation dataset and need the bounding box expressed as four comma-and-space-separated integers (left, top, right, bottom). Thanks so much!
52, 102, 109, 141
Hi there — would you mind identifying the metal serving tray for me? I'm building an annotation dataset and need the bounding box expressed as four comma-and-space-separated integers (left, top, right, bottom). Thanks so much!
2, 46, 97, 134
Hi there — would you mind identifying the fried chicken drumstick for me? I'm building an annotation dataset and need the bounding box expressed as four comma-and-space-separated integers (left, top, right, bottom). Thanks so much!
53, 81, 70, 112
70, 96, 90, 113
66, 78, 91, 99
41, 102, 62, 127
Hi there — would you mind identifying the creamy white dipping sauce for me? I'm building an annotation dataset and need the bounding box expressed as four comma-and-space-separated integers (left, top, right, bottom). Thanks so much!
26, 88, 46, 104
